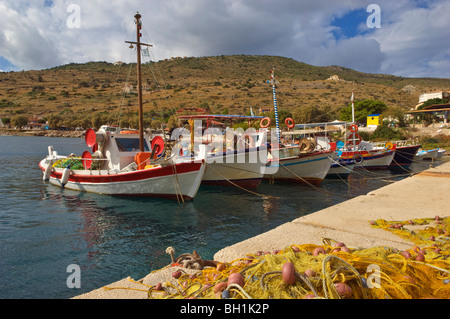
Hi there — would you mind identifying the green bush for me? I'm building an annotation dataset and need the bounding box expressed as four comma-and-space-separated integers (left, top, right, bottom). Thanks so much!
369, 126, 405, 141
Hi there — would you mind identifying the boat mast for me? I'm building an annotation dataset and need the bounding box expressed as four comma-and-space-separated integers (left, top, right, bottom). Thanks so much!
126, 12, 152, 152
268, 69, 281, 145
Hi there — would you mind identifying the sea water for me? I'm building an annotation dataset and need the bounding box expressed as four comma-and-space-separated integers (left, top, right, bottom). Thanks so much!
0, 135, 436, 299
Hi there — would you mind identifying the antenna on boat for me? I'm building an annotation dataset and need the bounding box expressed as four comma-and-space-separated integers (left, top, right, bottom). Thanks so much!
125, 12, 153, 152
268, 69, 281, 145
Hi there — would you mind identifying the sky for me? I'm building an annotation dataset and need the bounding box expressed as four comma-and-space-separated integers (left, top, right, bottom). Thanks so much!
0, 0, 449, 78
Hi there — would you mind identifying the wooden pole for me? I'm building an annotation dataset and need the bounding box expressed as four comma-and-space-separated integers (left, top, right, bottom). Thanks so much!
135, 12, 145, 152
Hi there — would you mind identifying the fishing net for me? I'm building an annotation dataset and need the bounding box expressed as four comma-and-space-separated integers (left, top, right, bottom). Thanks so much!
106, 216, 450, 299
143, 226, 450, 299
53, 158, 85, 170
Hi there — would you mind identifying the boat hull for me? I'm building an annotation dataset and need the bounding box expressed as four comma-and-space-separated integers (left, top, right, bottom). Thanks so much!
388, 145, 421, 171
39, 158, 206, 200
263, 150, 333, 184
202, 147, 267, 188
327, 156, 355, 178
341, 149, 395, 169
415, 148, 439, 160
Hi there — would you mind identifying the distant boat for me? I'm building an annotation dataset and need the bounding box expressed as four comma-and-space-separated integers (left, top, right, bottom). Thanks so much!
415, 148, 439, 160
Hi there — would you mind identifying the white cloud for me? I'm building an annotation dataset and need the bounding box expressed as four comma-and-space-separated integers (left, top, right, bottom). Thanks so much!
0, 0, 448, 78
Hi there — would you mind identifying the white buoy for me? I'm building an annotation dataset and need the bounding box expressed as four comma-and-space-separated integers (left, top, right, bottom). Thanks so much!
61, 167, 71, 186
43, 163, 53, 181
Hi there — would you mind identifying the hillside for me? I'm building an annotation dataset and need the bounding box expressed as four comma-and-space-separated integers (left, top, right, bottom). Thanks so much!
1, 55, 450, 128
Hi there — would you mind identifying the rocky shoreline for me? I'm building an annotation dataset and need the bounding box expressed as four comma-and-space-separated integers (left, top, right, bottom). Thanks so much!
0, 129, 84, 138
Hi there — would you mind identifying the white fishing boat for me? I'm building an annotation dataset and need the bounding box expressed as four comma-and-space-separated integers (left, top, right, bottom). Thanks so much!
262, 70, 333, 184
289, 121, 355, 178
335, 124, 395, 170
263, 146, 334, 184
177, 114, 269, 188
39, 13, 206, 200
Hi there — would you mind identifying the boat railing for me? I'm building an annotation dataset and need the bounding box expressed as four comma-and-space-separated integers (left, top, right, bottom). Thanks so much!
371, 139, 419, 148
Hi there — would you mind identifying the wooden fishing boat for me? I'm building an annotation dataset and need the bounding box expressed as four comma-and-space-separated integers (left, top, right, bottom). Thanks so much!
369, 140, 420, 171
177, 114, 269, 188
261, 70, 333, 184
263, 147, 334, 184
39, 13, 206, 200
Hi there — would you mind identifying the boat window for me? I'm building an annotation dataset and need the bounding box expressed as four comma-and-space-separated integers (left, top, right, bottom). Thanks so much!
115, 138, 149, 152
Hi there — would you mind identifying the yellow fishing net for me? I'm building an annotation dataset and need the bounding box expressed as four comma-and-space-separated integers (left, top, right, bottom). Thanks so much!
144, 232, 450, 299
107, 216, 450, 299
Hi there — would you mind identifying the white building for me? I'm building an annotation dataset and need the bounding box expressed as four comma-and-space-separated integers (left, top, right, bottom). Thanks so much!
418, 91, 449, 104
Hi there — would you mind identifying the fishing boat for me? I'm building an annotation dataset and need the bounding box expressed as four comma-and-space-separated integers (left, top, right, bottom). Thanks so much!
334, 122, 395, 170
39, 13, 206, 200
263, 145, 334, 184
177, 114, 269, 188
261, 70, 333, 184
369, 140, 421, 171
415, 148, 440, 160
437, 149, 447, 158
290, 121, 355, 179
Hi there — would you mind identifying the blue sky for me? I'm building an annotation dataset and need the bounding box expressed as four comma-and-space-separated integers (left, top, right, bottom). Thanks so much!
1, 0, 449, 78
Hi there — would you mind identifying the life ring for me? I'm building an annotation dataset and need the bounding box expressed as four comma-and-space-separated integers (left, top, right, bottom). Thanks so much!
285, 117, 295, 129
385, 142, 393, 150
353, 153, 364, 164
347, 133, 362, 145
260, 117, 271, 128
349, 124, 358, 133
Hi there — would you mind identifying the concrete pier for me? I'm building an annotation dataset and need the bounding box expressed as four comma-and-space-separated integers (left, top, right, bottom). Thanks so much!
74, 160, 450, 299
214, 161, 450, 261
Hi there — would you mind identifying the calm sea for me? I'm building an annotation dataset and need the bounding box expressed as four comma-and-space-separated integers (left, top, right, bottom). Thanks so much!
0, 135, 438, 299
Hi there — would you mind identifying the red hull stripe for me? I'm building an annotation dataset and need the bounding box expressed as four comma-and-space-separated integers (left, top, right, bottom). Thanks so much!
42, 162, 203, 184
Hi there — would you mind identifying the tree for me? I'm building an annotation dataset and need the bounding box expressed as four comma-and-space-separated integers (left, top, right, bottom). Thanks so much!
382, 106, 406, 127
292, 105, 329, 124
167, 115, 179, 129
48, 114, 62, 129
340, 99, 388, 124
11, 115, 28, 129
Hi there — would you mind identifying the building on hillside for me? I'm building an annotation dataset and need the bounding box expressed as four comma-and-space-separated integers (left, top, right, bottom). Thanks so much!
367, 114, 382, 127
406, 103, 450, 125
27, 119, 45, 130
418, 91, 450, 104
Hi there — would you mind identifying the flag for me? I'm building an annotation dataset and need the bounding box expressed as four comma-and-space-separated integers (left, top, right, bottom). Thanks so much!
142, 48, 150, 57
